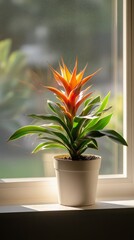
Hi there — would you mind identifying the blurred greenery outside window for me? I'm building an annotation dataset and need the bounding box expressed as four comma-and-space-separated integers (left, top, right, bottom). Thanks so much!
0, 0, 124, 178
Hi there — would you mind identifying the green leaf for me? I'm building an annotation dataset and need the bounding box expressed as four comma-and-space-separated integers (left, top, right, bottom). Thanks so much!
81, 114, 112, 138
77, 138, 98, 155
89, 95, 101, 105
47, 100, 65, 120
52, 131, 71, 147
8, 125, 48, 140
75, 115, 98, 120
72, 114, 98, 140
72, 116, 96, 140
81, 104, 100, 117
9, 124, 73, 152
40, 136, 64, 143
75, 138, 98, 150
81, 96, 100, 116
87, 129, 128, 146
32, 142, 66, 153
39, 136, 70, 150
97, 92, 110, 113
0, 39, 11, 62
87, 130, 104, 138
89, 114, 113, 131
100, 130, 128, 146
71, 118, 86, 140
83, 117, 99, 130
39, 127, 72, 150
41, 123, 63, 131
84, 96, 101, 106
32, 142, 47, 153
88, 139, 98, 149
47, 101, 72, 130
29, 114, 73, 143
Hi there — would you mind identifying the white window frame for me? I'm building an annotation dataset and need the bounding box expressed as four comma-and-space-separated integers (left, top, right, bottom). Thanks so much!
0, 0, 134, 205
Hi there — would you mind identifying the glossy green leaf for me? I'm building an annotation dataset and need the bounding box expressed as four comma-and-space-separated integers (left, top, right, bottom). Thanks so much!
87, 129, 128, 146
81, 114, 112, 138
40, 127, 72, 149
8, 125, 48, 140
75, 115, 98, 120
87, 130, 104, 138
100, 129, 128, 146
84, 95, 100, 107
97, 92, 110, 113
82, 96, 101, 115
80, 103, 100, 117
71, 118, 85, 140
32, 142, 66, 153
39, 136, 70, 150
42, 124, 63, 132
77, 138, 98, 155
29, 114, 73, 142
89, 114, 113, 131
82, 117, 99, 131
47, 100, 65, 120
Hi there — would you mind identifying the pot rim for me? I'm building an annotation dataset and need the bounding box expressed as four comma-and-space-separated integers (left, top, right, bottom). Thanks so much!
54, 154, 101, 171
54, 154, 101, 161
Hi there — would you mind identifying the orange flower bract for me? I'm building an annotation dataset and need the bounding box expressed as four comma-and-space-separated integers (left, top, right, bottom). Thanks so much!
46, 59, 101, 120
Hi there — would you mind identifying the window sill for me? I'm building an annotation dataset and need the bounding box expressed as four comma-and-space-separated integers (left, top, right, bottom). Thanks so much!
1, 200, 134, 239
0, 200, 134, 213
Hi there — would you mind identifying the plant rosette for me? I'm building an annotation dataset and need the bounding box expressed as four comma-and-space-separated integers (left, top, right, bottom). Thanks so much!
9, 59, 127, 206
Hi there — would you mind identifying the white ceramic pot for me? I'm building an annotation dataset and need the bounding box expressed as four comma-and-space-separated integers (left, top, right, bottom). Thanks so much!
54, 154, 101, 207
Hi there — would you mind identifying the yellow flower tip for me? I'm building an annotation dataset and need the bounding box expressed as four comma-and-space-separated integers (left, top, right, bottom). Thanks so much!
76, 64, 87, 83
59, 58, 72, 82
59, 63, 64, 77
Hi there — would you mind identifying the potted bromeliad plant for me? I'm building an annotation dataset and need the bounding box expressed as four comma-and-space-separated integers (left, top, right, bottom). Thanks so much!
9, 59, 127, 206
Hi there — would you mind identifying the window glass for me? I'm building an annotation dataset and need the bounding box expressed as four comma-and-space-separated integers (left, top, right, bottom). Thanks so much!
0, 0, 123, 177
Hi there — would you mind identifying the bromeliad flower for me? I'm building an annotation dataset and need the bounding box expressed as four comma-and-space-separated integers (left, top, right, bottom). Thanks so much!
46, 59, 101, 120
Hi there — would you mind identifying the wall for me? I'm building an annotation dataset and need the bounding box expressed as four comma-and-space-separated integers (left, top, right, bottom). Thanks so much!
0, 208, 134, 240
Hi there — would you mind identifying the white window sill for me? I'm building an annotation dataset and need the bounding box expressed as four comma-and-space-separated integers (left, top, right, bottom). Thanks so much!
0, 200, 134, 213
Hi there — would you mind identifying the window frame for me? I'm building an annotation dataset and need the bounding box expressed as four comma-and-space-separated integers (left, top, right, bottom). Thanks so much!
0, 0, 134, 205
